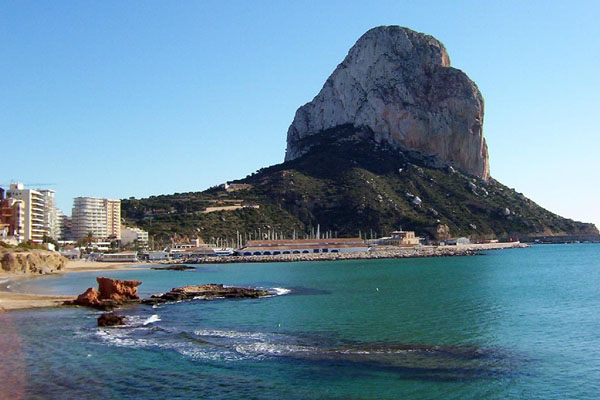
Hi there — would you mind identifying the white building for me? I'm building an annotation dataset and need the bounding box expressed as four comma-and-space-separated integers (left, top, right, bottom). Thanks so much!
121, 227, 149, 247
149, 251, 169, 261
40, 190, 61, 240
6, 183, 47, 243
236, 238, 369, 256
72, 197, 121, 241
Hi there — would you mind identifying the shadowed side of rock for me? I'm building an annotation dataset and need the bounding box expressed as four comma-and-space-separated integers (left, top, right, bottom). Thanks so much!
97, 313, 126, 327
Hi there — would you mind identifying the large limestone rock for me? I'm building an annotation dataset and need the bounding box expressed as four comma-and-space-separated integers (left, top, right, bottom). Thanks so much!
285, 26, 490, 180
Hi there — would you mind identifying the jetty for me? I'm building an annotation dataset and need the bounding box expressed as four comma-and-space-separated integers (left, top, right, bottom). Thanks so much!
167, 242, 527, 264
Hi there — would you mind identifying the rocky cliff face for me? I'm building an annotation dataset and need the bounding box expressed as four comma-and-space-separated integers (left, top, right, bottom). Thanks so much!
0, 249, 66, 275
285, 26, 490, 180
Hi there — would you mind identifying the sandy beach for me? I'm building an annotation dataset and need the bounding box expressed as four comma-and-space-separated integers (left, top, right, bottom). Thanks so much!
0, 260, 147, 312
0, 243, 526, 312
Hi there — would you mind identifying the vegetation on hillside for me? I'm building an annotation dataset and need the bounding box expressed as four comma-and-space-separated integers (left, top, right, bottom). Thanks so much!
122, 126, 597, 245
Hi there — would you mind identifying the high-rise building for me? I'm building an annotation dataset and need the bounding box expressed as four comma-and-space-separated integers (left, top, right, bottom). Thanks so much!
40, 189, 61, 240
6, 182, 47, 243
105, 199, 121, 240
72, 197, 121, 241
58, 213, 73, 241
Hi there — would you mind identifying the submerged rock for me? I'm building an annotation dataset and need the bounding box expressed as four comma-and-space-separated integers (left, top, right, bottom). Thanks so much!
142, 284, 270, 305
97, 313, 126, 327
65, 277, 142, 310
150, 265, 195, 271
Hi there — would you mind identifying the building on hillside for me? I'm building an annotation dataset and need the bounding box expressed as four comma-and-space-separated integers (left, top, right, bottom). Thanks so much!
72, 197, 121, 241
6, 182, 47, 243
121, 227, 149, 247
236, 238, 368, 256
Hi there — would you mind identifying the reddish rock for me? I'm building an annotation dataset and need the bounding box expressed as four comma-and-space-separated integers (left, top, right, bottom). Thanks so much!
73, 287, 101, 308
65, 277, 142, 310
96, 277, 141, 302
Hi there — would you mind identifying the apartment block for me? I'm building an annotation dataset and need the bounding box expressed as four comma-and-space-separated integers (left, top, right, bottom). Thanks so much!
6, 182, 47, 243
0, 195, 25, 243
72, 197, 121, 241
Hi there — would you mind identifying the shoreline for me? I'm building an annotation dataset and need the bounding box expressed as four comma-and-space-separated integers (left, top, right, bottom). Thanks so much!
0, 243, 526, 312
0, 260, 148, 312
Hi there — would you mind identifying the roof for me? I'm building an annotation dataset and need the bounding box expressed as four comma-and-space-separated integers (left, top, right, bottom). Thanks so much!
240, 243, 368, 252
246, 238, 365, 247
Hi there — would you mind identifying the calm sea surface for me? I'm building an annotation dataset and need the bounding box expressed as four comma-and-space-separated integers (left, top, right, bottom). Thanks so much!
1, 244, 599, 399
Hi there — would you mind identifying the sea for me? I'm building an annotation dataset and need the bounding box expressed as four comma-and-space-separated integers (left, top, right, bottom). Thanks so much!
1, 244, 599, 399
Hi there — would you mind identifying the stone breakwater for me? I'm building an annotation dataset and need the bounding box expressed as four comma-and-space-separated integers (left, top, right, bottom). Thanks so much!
176, 243, 527, 265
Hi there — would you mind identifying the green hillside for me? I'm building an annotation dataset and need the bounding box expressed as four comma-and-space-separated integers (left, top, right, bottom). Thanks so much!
122, 126, 597, 245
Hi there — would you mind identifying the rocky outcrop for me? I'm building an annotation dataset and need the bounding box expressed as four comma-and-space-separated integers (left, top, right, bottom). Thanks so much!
96, 277, 141, 303
0, 249, 66, 275
150, 265, 195, 271
142, 284, 270, 305
66, 277, 142, 310
285, 26, 489, 179
97, 313, 126, 327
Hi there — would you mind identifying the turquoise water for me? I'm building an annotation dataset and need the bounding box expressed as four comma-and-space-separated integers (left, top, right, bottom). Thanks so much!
1, 244, 599, 399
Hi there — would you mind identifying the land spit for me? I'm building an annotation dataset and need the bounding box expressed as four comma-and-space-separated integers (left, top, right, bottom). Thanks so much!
174, 242, 527, 264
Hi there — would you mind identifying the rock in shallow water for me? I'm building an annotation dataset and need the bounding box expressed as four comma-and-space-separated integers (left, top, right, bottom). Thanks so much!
150, 265, 195, 271
65, 277, 142, 310
97, 313, 126, 327
142, 284, 270, 305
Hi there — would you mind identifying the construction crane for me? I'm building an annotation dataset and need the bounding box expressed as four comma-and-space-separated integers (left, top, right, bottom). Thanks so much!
0, 182, 57, 187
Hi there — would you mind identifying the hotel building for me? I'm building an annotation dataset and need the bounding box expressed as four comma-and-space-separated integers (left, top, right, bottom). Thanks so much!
72, 197, 121, 241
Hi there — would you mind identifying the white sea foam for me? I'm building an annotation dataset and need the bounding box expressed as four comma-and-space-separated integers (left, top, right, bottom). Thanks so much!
143, 314, 161, 325
193, 329, 268, 341
95, 327, 242, 361
234, 342, 314, 356
271, 287, 291, 295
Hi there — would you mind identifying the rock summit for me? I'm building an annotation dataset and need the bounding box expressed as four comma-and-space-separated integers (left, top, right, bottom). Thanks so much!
285, 26, 489, 179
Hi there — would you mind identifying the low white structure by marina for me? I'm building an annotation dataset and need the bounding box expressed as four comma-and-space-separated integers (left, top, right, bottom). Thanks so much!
100, 251, 138, 262
445, 237, 470, 245
149, 251, 169, 261
236, 238, 368, 256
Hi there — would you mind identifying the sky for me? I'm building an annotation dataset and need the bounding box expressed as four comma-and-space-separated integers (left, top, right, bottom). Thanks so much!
1, 1, 599, 229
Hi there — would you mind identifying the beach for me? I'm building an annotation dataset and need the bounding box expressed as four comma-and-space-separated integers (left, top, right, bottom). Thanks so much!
0, 243, 524, 311
0, 260, 146, 312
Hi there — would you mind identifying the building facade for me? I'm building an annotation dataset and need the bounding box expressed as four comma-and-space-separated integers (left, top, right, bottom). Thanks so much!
72, 197, 121, 241
105, 199, 121, 239
237, 238, 369, 256
6, 183, 47, 243
121, 226, 149, 247
40, 189, 61, 240
0, 197, 25, 243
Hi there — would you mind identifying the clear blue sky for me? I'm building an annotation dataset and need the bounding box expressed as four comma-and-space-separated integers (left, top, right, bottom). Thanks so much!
1, 1, 598, 229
